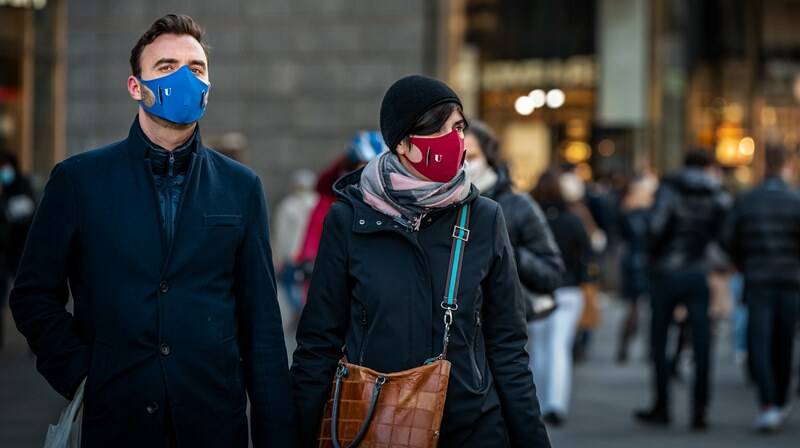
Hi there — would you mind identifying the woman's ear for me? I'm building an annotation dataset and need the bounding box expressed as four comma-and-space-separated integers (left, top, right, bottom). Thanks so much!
397, 138, 423, 163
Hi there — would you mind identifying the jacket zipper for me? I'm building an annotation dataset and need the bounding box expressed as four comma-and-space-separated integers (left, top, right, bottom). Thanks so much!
470, 309, 484, 387
165, 152, 175, 247
358, 306, 368, 365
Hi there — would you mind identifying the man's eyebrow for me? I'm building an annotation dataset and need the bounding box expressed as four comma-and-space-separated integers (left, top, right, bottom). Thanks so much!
189, 60, 207, 69
152, 58, 179, 68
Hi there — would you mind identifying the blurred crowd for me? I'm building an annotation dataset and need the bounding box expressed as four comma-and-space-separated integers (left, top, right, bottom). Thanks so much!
271, 123, 800, 435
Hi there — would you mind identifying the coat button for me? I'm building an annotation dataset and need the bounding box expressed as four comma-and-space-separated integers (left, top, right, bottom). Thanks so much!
159, 281, 169, 294
159, 343, 171, 356
358, 219, 365, 225
146, 402, 159, 414
376, 220, 383, 225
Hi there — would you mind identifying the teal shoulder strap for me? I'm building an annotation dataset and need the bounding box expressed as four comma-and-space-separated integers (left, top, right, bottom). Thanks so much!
442, 203, 471, 310
437, 203, 471, 361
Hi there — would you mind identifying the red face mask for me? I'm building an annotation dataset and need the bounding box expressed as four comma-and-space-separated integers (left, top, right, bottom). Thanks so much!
407, 129, 466, 183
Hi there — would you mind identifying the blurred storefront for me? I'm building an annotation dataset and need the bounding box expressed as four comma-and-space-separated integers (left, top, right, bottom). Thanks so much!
441, 0, 800, 190
442, 0, 645, 191
0, 0, 65, 187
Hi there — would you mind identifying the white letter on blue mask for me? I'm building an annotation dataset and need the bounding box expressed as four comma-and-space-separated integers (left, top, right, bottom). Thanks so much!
138, 65, 210, 125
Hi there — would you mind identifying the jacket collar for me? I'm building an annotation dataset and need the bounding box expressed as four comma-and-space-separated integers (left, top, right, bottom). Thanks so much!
333, 167, 479, 235
764, 176, 789, 190
127, 116, 205, 163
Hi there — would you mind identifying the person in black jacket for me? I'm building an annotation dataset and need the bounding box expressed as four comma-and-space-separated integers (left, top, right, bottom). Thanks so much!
615, 173, 658, 363
530, 170, 593, 426
291, 75, 550, 447
635, 150, 730, 430
0, 151, 36, 349
9, 15, 293, 447
721, 144, 800, 432
464, 120, 563, 315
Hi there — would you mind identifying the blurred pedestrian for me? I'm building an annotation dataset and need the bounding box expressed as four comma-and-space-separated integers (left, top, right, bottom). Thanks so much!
615, 172, 658, 363
721, 144, 800, 432
272, 169, 317, 313
0, 151, 36, 349
291, 75, 550, 447
530, 170, 593, 426
559, 169, 604, 361
9, 15, 294, 447
635, 150, 730, 430
464, 120, 563, 320
293, 131, 386, 286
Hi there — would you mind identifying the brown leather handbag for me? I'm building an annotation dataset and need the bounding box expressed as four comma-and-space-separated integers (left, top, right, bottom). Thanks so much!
317, 204, 472, 448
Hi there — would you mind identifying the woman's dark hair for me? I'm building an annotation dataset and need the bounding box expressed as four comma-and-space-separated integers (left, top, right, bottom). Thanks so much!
532, 170, 565, 207
399, 102, 463, 150
466, 119, 502, 169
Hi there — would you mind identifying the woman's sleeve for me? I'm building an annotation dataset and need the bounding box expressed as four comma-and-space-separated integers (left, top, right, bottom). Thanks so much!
290, 201, 353, 447
481, 205, 552, 447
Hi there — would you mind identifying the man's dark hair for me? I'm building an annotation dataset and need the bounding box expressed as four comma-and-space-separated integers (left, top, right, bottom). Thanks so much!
684, 149, 714, 168
467, 119, 502, 169
764, 144, 790, 177
130, 14, 208, 78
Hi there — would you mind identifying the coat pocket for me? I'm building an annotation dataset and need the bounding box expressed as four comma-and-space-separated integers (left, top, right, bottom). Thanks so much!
204, 214, 243, 227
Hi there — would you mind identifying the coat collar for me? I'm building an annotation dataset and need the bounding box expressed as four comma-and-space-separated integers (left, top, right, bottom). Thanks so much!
763, 176, 789, 190
126, 116, 206, 162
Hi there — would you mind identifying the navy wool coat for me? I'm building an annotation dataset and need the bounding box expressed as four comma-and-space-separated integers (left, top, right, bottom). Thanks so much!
10, 119, 294, 447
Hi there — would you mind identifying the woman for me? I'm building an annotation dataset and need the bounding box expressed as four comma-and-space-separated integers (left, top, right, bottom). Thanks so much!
464, 120, 563, 319
530, 170, 593, 426
291, 75, 550, 447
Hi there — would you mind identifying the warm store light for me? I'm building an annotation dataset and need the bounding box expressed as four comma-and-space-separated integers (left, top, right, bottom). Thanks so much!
514, 96, 535, 115
546, 89, 566, 108
529, 89, 546, 108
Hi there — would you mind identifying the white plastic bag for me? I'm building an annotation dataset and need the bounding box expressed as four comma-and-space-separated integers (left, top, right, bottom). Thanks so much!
43, 379, 86, 448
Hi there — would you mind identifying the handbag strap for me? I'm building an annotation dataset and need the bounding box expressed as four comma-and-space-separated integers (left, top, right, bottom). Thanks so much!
438, 203, 471, 360
330, 363, 386, 448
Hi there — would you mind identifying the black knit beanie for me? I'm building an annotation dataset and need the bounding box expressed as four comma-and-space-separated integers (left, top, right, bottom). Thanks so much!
379, 75, 462, 153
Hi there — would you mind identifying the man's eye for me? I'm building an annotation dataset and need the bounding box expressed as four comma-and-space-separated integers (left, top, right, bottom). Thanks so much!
159, 65, 173, 72
192, 68, 202, 74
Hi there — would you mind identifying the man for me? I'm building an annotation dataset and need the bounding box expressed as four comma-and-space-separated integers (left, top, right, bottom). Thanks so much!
10, 14, 294, 447
634, 150, 730, 430
721, 145, 800, 432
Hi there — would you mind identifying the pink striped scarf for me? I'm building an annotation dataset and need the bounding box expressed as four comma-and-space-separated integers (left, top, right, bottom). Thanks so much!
359, 152, 471, 230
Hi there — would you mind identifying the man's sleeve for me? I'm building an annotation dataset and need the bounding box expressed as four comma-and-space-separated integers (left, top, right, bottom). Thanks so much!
9, 162, 90, 400
235, 176, 296, 447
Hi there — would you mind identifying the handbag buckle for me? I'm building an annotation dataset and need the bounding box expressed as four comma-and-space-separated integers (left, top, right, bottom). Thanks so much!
452, 225, 470, 242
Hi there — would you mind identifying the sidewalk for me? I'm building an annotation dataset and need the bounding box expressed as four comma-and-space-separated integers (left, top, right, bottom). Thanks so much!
2, 297, 799, 447
0, 305, 65, 448
548, 296, 800, 448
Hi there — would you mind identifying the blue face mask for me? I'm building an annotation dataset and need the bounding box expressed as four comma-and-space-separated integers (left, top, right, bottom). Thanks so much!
0, 166, 15, 186
138, 65, 210, 125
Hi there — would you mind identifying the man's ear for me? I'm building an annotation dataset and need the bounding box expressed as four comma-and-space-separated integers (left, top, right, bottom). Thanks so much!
127, 76, 143, 101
